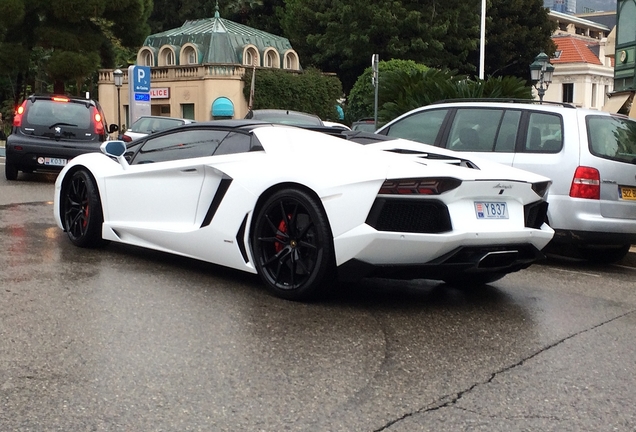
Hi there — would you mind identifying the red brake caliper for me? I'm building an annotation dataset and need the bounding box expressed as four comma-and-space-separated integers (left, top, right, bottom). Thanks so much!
274, 215, 290, 253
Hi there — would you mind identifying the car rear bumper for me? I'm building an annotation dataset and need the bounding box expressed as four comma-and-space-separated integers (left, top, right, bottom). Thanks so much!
6, 136, 102, 172
548, 196, 636, 246
338, 243, 545, 281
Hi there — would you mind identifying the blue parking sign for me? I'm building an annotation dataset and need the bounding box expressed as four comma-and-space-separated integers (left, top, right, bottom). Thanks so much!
132, 66, 151, 93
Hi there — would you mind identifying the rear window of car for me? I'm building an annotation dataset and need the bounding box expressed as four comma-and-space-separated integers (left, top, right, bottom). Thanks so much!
24, 99, 91, 130
587, 115, 636, 163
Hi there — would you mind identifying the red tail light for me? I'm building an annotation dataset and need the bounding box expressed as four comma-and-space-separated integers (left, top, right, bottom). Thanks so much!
379, 178, 462, 195
120, 134, 132, 142
13, 101, 27, 127
569, 166, 600, 199
91, 107, 105, 135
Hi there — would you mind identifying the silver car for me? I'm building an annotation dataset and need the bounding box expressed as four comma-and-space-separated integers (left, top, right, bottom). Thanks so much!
122, 116, 195, 142
376, 100, 636, 263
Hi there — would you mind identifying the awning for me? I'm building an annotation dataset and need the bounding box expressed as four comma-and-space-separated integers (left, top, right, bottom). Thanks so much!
602, 93, 630, 113
211, 97, 234, 117
630, 96, 636, 119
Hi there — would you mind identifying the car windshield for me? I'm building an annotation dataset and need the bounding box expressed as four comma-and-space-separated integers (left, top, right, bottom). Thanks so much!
130, 117, 184, 133
587, 115, 636, 164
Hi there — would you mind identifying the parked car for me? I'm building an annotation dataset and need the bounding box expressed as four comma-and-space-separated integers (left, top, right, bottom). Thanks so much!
122, 115, 195, 142
245, 109, 324, 126
5, 94, 118, 180
376, 99, 636, 263
351, 118, 376, 132
53, 120, 553, 300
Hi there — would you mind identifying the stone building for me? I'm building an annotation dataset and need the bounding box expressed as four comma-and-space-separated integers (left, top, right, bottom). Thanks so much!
98, 7, 301, 130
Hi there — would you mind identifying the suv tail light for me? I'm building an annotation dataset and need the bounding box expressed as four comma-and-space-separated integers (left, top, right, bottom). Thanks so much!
91, 107, 105, 135
13, 100, 27, 127
120, 134, 132, 142
569, 166, 600, 200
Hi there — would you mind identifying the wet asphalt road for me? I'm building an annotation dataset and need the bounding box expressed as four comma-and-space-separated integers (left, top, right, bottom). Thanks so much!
1, 171, 636, 431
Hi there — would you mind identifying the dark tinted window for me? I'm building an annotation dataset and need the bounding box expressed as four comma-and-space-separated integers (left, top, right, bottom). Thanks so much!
383, 109, 448, 144
447, 109, 505, 151
524, 112, 563, 153
133, 129, 228, 164
22, 99, 94, 140
214, 132, 254, 155
587, 115, 636, 163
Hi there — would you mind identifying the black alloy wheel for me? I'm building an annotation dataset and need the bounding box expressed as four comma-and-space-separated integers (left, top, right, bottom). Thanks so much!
251, 188, 335, 301
62, 169, 107, 248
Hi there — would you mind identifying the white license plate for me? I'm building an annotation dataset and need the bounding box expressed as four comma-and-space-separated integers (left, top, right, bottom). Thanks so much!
43, 157, 67, 166
475, 202, 508, 219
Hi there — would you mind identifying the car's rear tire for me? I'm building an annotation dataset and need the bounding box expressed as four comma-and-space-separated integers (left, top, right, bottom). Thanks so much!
251, 188, 336, 301
62, 169, 107, 248
577, 244, 631, 264
5, 162, 18, 180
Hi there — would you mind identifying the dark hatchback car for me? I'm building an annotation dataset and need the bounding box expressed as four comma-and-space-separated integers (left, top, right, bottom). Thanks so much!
5, 94, 118, 180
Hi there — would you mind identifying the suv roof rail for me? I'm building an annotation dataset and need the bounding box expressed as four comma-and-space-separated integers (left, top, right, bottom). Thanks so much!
431, 98, 577, 108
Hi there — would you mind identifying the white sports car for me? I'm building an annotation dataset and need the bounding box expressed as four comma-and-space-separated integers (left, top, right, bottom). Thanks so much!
53, 121, 554, 300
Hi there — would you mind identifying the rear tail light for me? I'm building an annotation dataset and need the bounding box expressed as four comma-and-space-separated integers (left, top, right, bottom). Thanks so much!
52, 96, 70, 103
13, 101, 27, 127
379, 178, 462, 195
91, 107, 105, 135
120, 134, 132, 142
569, 166, 600, 199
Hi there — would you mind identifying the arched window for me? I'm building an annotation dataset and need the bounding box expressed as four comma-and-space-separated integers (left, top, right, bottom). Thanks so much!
180, 44, 199, 65
159, 46, 177, 66
283, 51, 299, 70
137, 48, 154, 67
243, 46, 260, 67
264, 49, 279, 68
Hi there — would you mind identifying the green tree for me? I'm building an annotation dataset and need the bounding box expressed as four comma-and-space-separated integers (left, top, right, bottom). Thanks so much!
242, 68, 343, 121
346, 59, 429, 123
280, 0, 481, 93
0, 0, 152, 102
473, 0, 556, 79
377, 68, 532, 124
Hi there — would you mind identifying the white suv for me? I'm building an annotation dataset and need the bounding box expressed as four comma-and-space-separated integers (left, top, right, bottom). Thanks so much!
376, 100, 636, 263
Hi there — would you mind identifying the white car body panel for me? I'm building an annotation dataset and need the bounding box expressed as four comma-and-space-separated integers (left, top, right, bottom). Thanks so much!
54, 124, 554, 289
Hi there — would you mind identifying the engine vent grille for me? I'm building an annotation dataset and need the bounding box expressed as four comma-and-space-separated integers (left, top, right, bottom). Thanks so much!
524, 200, 549, 229
366, 198, 452, 234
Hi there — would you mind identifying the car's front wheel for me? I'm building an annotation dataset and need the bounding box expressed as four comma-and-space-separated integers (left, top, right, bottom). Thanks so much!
62, 169, 107, 248
251, 188, 336, 301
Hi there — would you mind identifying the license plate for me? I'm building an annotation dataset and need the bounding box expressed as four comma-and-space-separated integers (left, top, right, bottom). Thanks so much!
475, 202, 509, 219
42, 157, 67, 167
619, 186, 636, 200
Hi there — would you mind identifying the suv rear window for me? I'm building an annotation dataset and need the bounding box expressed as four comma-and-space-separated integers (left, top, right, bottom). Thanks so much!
22, 99, 94, 140
587, 115, 636, 163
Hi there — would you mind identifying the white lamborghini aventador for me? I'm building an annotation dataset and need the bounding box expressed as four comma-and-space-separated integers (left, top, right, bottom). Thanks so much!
53, 120, 554, 300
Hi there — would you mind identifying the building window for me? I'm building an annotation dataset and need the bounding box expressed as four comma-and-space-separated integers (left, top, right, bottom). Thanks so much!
562, 83, 574, 104
182, 104, 195, 120
166, 51, 174, 66
265, 50, 278, 68
284, 52, 298, 70
591, 83, 597, 108
244, 47, 259, 66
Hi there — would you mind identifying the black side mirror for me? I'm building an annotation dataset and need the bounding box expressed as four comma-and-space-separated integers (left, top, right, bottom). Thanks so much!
109, 124, 119, 133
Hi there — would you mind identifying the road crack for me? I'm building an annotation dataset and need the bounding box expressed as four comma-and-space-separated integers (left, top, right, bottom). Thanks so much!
374, 308, 636, 431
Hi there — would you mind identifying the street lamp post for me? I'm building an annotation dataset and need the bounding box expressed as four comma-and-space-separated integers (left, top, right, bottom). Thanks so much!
113, 69, 123, 136
529, 51, 555, 104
